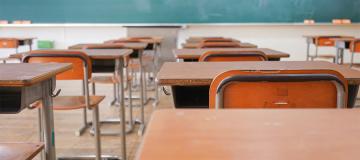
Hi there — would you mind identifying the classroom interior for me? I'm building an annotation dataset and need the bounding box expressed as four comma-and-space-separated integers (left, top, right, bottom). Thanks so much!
1, 0, 360, 160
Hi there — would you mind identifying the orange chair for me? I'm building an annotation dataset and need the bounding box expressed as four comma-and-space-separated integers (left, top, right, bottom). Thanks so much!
199, 42, 242, 48
209, 70, 347, 109
350, 39, 360, 67
310, 36, 340, 62
23, 50, 105, 159
199, 51, 267, 62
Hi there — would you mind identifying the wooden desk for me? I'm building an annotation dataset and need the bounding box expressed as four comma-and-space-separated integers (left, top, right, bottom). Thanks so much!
0, 143, 44, 160
9, 49, 131, 159
182, 42, 257, 49
0, 63, 72, 160
136, 109, 360, 160
174, 48, 290, 61
157, 61, 360, 108
303, 35, 354, 62
0, 37, 35, 52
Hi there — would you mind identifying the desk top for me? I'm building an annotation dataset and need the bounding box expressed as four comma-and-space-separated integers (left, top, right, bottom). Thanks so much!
0, 37, 36, 41
73, 49, 133, 59
136, 109, 360, 160
331, 37, 358, 42
0, 143, 44, 160
174, 48, 290, 59
303, 35, 354, 39
0, 63, 72, 87
182, 42, 257, 49
157, 61, 360, 85
68, 43, 147, 50
10, 49, 133, 60
186, 37, 239, 43
120, 36, 163, 44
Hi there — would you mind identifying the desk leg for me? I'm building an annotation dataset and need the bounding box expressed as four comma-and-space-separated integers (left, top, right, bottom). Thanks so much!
340, 48, 345, 64
138, 49, 146, 136
306, 38, 311, 61
335, 48, 340, 64
116, 58, 127, 160
41, 79, 56, 160
153, 43, 160, 107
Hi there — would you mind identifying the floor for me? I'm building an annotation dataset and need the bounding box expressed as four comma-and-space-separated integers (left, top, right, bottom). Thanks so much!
0, 75, 174, 160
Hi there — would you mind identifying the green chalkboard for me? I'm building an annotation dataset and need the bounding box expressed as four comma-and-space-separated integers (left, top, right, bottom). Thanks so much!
0, 0, 359, 23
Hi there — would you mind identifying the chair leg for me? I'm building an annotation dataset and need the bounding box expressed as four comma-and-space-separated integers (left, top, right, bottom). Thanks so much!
92, 106, 101, 160
75, 107, 91, 136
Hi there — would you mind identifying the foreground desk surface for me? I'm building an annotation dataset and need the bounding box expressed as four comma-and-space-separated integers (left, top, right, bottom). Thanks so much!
137, 109, 360, 160
158, 61, 360, 108
158, 61, 360, 85
0, 143, 44, 160
174, 48, 290, 61
0, 63, 72, 87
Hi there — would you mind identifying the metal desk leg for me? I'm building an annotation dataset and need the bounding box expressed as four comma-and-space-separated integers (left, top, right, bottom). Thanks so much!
41, 79, 56, 160
117, 58, 127, 160
335, 48, 340, 64
306, 37, 311, 61
153, 43, 160, 107
340, 48, 345, 64
138, 49, 146, 136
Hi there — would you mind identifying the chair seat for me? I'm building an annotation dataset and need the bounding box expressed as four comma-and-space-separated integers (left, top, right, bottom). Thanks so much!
89, 75, 132, 84
310, 54, 336, 59
32, 96, 105, 110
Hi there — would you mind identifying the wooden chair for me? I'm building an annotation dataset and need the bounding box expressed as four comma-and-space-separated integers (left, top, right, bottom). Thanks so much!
209, 70, 348, 109
350, 39, 360, 67
310, 36, 339, 62
23, 50, 104, 159
199, 42, 242, 48
199, 50, 267, 62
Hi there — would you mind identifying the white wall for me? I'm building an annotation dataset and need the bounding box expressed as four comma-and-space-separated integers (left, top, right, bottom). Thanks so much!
0, 26, 127, 57
1, 24, 359, 62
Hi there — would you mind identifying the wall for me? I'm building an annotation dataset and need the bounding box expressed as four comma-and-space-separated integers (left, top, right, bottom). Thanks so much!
1, 24, 360, 63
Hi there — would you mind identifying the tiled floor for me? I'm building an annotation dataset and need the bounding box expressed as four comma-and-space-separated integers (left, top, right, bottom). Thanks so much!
0, 76, 174, 160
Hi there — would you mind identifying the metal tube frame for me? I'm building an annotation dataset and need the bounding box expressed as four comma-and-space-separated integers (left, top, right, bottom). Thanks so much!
215, 74, 347, 109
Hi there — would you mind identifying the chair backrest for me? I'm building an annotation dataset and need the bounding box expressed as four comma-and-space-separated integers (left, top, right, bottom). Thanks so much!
200, 42, 241, 48
199, 51, 267, 62
209, 70, 348, 109
0, 38, 19, 49
350, 39, 360, 53
315, 36, 341, 47
22, 50, 92, 80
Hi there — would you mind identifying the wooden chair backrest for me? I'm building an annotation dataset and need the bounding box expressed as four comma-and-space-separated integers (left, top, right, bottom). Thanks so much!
199, 51, 267, 62
23, 50, 92, 80
209, 70, 348, 109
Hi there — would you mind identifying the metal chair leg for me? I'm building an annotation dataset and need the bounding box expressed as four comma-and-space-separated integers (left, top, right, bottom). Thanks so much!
58, 106, 119, 160
75, 107, 91, 136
